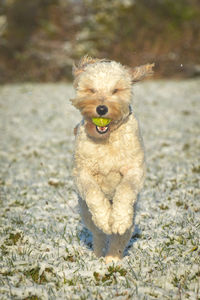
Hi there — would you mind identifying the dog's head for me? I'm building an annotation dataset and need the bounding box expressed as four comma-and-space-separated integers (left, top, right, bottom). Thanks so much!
71, 56, 154, 139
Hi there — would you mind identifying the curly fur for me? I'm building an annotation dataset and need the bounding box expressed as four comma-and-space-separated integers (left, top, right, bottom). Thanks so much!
70, 56, 154, 262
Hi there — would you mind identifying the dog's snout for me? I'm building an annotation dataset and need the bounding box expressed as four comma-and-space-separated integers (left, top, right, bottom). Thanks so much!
96, 105, 108, 116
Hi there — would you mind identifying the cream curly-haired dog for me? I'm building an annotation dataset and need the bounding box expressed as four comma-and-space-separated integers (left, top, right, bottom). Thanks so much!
70, 56, 154, 263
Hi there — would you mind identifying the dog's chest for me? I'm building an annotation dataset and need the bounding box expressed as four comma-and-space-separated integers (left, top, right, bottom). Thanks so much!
75, 130, 133, 176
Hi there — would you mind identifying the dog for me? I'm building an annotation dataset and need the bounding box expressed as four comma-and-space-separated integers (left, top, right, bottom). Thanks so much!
70, 56, 154, 263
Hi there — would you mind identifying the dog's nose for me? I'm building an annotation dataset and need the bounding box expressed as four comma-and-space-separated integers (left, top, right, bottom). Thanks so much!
96, 105, 108, 116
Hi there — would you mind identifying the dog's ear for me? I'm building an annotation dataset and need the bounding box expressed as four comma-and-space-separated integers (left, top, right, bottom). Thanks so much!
72, 55, 100, 78
130, 63, 155, 83
70, 97, 79, 108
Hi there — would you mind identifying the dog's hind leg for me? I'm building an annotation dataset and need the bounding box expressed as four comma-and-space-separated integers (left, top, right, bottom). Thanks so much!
105, 226, 134, 263
79, 196, 107, 257
93, 231, 108, 258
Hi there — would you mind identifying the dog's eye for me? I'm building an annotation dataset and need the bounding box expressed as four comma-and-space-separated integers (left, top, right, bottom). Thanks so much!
89, 88, 95, 93
112, 89, 119, 94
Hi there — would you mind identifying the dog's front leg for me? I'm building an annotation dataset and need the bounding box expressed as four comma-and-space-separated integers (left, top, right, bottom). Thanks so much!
75, 169, 112, 234
111, 166, 145, 235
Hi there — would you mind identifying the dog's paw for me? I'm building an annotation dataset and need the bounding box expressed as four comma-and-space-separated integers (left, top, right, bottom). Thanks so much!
112, 222, 129, 235
96, 220, 112, 235
92, 211, 112, 235
111, 212, 133, 235
105, 255, 121, 264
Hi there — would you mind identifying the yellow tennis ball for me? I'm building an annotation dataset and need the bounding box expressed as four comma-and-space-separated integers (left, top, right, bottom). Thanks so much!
92, 117, 111, 127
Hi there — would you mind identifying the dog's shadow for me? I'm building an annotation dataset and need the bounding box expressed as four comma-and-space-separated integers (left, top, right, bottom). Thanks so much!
124, 224, 141, 257
79, 224, 141, 257
79, 226, 93, 251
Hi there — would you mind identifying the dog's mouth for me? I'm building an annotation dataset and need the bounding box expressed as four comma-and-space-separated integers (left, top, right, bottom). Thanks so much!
85, 119, 111, 139
96, 125, 109, 134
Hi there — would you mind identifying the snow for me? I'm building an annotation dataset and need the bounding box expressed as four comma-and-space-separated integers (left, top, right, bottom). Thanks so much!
0, 80, 200, 299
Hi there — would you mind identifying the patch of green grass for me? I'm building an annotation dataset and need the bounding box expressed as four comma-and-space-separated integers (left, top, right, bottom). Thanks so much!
4, 232, 22, 246
188, 246, 198, 253
64, 254, 76, 262
93, 265, 127, 286
11, 200, 25, 207
183, 143, 190, 151
24, 267, 55, 284
192, 165, 200, 173
169, 179, 178, 191
0, 270, 14, 276
159, 204, 169, 210
64, 246, 82, 261
11, 216, 24, 226
176, 200, 183, 207
0, 244, 9, 255
182, 110, 190, 115
64, 276, 80, 286
24, 296, 41, 300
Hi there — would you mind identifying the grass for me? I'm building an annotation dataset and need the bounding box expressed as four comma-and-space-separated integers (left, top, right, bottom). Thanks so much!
0, 81, 199, 299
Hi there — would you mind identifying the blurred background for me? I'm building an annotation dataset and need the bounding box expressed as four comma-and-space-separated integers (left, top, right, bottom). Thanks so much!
0, 0, 200, 83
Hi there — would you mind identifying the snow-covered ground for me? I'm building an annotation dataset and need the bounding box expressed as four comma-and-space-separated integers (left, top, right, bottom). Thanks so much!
0, 80, 199, 299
